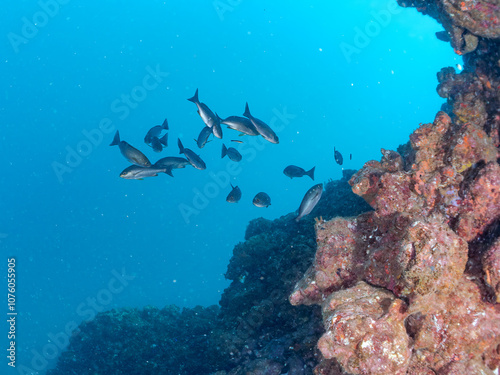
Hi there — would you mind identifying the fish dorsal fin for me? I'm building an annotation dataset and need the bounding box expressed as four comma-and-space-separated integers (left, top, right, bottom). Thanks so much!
243, 102, 251, 118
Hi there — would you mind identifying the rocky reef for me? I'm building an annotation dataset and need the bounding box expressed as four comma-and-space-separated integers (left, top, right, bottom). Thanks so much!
47, 171, 371, 375
290, 1, 500, 373
46, 305, 220, 375
47, 2, 500, 374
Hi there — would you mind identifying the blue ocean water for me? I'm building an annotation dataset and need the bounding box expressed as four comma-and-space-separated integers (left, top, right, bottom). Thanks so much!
0, 1, 458, 373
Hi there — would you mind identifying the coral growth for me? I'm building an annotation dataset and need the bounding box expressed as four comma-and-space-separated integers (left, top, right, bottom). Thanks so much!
291, 1, 500, 372
292, 122, 500, 373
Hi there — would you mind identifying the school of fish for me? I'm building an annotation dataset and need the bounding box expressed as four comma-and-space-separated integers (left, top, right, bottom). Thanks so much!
110, 89, 348, 221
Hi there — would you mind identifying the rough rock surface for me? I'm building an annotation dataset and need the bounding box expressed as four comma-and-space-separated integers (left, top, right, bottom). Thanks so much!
291, 1, 500, 372
47, 171, 371, 375
318, 282, 411, 375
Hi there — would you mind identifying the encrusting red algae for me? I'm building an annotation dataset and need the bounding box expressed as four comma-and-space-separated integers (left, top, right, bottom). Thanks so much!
291, 1, 500, 373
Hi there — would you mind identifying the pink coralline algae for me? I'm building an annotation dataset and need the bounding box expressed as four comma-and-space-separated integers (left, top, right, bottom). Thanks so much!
318, 282, 411, 375
291, 1, 500, 373
291, 115, 500, 373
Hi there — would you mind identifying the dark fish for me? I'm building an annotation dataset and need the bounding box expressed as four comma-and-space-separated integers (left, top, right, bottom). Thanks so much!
296, 183, 323, 222
221, 143, 242, 162
231, 139, 244, 144
253, 192, 271, 207
187, 89, 220, 131
144, 118, 169, 144
110, 131, 151, 167
226, 184, 242, 203
150, 133, 168, 152
177, 138, 206, 170
334, 147, 343, 166
119, 165, 172, 180
435, 31, 451, 42
154, 156, 191, 170
350, 153, 352, 160
283, 165, 315, 180
195, 126, 213, 148
243, 103, 279, 144
219, 115, 259, 136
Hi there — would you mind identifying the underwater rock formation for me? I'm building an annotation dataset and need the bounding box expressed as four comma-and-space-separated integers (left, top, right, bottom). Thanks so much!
398, 0, 500, 54
292, 123, 500, 374
208, 171, 372, 374
47, 171, 371, 375
318, 282, 411, 375
46, 305, 220, 375
47, 2, 500, 374
291, 2, 500, 373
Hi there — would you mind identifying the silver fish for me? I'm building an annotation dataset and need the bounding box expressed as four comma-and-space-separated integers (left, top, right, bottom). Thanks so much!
120, 165, 171, 179
221, 143, 242, 162
187, 89, 220, 129
110, 131, 151, 167
296, 184, 323, 222
219, 115, 259, 136
283, 165, 315, 180
253, 192, 271, 207
243, 103, 279, 144
177, 138, 206, 170
213, 124, 223, 139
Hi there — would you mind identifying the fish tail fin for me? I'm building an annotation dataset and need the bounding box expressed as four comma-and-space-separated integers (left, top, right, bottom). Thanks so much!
177, 138, 184, 154
187, 88, 199, 103
162, 118, 169, 130
160, 133, 168, 147
307, 166, 315, 181
110, 131, 120, 146
243, 102, 251, 118
221, 144, 227, 159
216, 113, 223, 122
